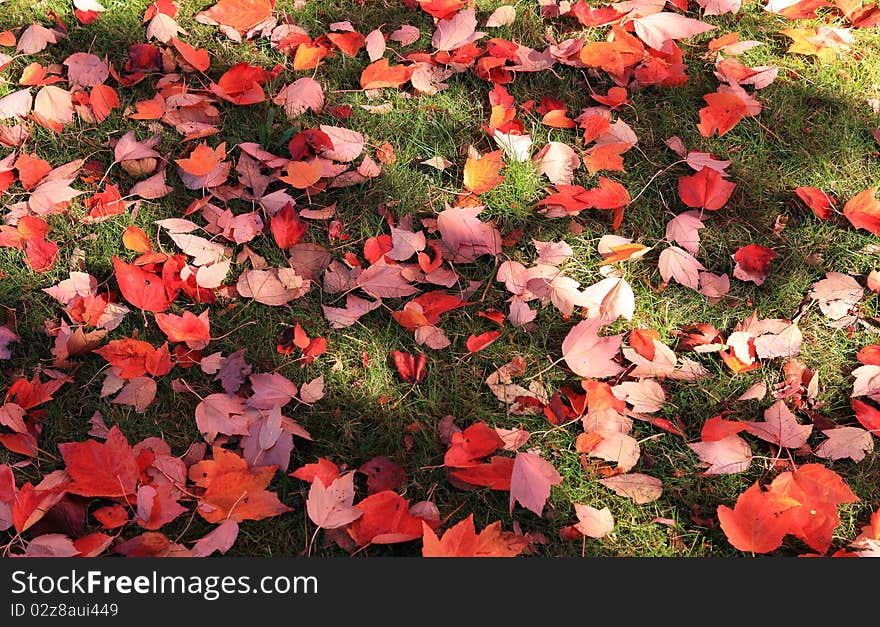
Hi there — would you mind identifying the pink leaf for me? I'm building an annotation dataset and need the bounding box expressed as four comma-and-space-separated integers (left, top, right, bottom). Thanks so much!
195, 393, 249, 443
63, 52, 109, 87
658, 245, 705, 290
573, 504, 614, 538
432, 9, 485, 52
0, 89, 34, 120
273, 77, 324, 118
191, 519, 239, 557
534, 141, 579, 185
307, 472, 363, 529
111, 376, 157, 413
632, 12, 716, 52
815, 427, 874, 462
437, 205, 501, 262
365, 29, 386, 62
597, 473, 663, 504
509, 451, 562, 516
562, 318, 624, 379
741, 399, 813, 448
689, 435, 753, 474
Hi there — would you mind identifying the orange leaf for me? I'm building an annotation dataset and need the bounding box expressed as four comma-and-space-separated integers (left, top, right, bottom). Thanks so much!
189, 448, 291, 523
293, 42, 329, 71
122, 225, 152, 252
717, 482, 801, 553
175, 142, 225, 177
128, 94, 165, 120
196, 0, 275, 33
326, 31, 365, 57
359, 59, 414, 90
697, 91, 749, 138
541, 108, 576, 128
463, 149, 504, 195
279, 159, 323, 189
154, 310, 211, 348
171, 37, 210, 72
15, 153, 51, 190
843, 188, 880, 235
422, 514, 526, 557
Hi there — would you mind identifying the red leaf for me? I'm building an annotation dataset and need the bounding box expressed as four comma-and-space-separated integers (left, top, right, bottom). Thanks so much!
390, 350, 428, 383
25, 237, 58, 273
466, 330, 501, 353
358, 456, 406, 495
444, 422, 504, 467
210, 62, 267, 105
717, 483, 801, 553
290, 458, 340, 486
795, 186, 835, 220
347, 491, 424, 546
113, 256, 173, 312
270, 202, 308, 249
852, 398, 880, 434
89, 84, 119, 123
58, 426, 141, 498
447, 456, 514, 490
732, 244, 777, 286
678, 167, 736, 211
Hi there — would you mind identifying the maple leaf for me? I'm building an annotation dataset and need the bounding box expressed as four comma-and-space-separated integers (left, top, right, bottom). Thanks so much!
391, 350, 428, 384
421, 514, 526, 557
697, 91, 750, 137
191, 519, 239, 557
768, 464, 859, 553
463, 148, 504, 195
58, 426, 141, 498
852, 398, 880, 434
689, 435, 752, 475
112, 257, 173, 312
573, 504, 615, 538
597, 473, 663, 504
210, 63, 268, 105
171, 37, 210, 72
270, 203, 309, 249
658, 245, 706, 290
359, 59, 415, 90
732, 244, 777, 285
562, 318, 624, 379
717, 483, 802, 553
741, 399, 813, 449
347, 491, 426, 546
814, 427, 874, 462
509, 451, 562, 516
678, 167, 736, 211
195, 0, 275, 33
466, 330, 501, 353
843, 188, 880, 235
795, 186, 836, 220
188, 447, 291, 523
358, 456, 406, 495
444, 422, 504, 468
632, 12, 716, 52
306, 472, 363, 529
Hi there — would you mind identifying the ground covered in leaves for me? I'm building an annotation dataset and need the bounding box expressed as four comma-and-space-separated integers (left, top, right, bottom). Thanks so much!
1, 0, 880, 558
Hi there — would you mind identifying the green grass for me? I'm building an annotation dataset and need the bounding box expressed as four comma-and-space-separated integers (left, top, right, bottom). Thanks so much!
1, 0, 880, 558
